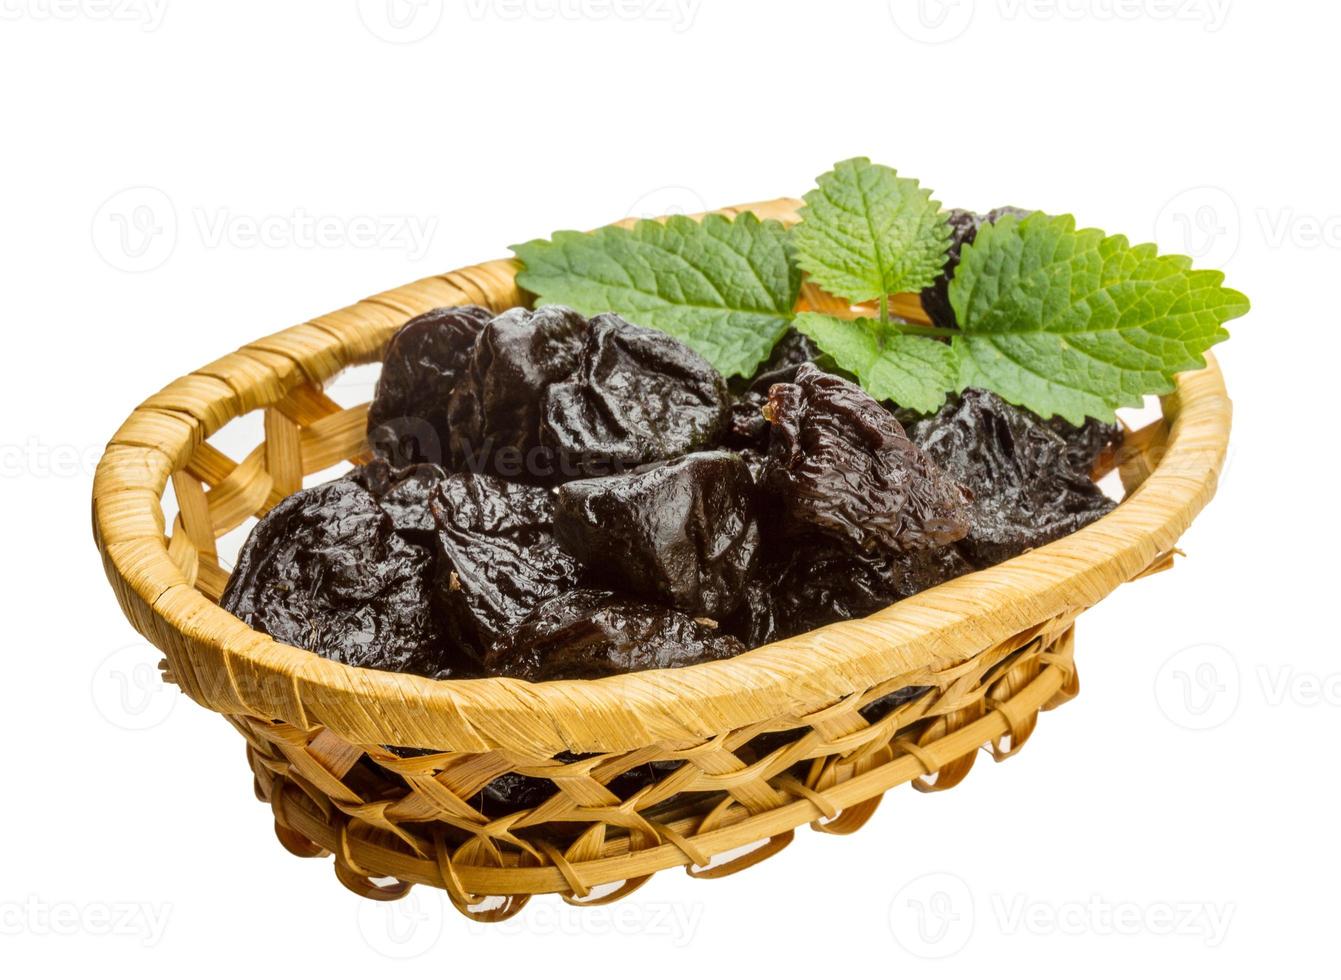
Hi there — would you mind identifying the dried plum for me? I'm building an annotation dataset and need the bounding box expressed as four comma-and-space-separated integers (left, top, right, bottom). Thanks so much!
554, 451, 760, 620
727, 329, 824, 398
921, 207, 1032, 329
725, 396, 771, 450
366, 305, 492, 467
724, 330, 826, 451
725, 545, 895, 648
447, 305, 589, 482
541, 313, 729, 476
887, 544, 978, 597
1047, 415, 1124, 478
909, 388, 1117, 567
348, 458, 447, 539
725, 542, 970, 649
220, 479, 454, 678
484, 589, 744, 682
448, 307, 728, 483
759, 364, 970, 555
429, 472, 580, 655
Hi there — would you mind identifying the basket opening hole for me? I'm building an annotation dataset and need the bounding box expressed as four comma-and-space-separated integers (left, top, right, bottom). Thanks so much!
466, 893, 508, 914
369, 874, 401, 889
324, 363, 379, 410
689, 840, 766, 875
304, 460, 355, 488
214, 515, 258, 574
160, 478, 180, 536
569, 879, 626, 903
206, 411, 266, 467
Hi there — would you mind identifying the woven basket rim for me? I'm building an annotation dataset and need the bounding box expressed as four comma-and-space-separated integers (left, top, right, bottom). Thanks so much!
91, 197, 1232, 755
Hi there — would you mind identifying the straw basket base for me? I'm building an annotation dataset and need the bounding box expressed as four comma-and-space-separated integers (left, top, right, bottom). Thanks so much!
227, 613, 1097, 919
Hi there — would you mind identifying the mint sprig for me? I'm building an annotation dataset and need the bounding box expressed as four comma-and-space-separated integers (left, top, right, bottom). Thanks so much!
789, 157, 959, 411
951, 212, 1249, 423
512, 212, 798, 379
509, 160, 1246, 423
792, 157, 951, 316
794, 312, 957, 414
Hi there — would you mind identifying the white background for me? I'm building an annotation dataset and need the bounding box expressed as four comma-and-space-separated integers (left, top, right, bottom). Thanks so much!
1, 0, 1335, 973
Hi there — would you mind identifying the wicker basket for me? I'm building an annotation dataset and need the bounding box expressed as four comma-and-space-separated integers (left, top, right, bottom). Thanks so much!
91, 197, 1231, 921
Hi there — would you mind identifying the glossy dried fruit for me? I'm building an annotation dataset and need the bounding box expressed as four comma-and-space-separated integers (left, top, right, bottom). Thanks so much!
220, 479, 454, 678
759, 364, 970, 555
724, 542, 971, 649
724, 329, 825, 450
1048, 415, 1124, 478
909, 388, 1117, 566
483, 589, 744, 682
447, 305, 589, 481
449, 307, 729, 482
920, 206, 1032, 329
348, 458, 447, 539
554, 451, 760, 619
541, 313, 730, 476
429, 472, 581, 656
366, 305, 492, 467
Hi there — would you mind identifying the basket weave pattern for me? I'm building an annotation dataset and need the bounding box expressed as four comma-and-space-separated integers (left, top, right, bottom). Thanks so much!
91, 198, 1230, 920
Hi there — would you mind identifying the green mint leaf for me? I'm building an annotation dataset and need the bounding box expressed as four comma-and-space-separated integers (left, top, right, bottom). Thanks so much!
795, 312, 957, 414
511, 212, 799, 378
951, 212, 1248, 423
792, 157, 951, 306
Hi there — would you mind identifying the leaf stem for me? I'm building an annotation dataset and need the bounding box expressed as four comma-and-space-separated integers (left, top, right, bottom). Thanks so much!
878, 293, 889, 325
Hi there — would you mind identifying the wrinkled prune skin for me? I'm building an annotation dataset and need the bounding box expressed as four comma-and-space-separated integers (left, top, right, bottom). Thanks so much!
738, 446, 768, 485
483, 589, 744, 682
728, 329, 825, 398
726, 396, 771, 451
447, 306, 589, 481
759, 364, 970, 555
888, 544, 978, 597
725, 545, 896, 648
921, 207, 1033, 329
429, 473, 580, 656
448, 307, 728, 483
724, 542, 971, 649
1047, 415, 1124, 478
348, 458, 447, 540
541, 313, 730, 477
366, 306, 492, 467
909, 388, 1117, 567
221, 479, 453, 678
725, 330, 826, 451
554, 451, 760, 620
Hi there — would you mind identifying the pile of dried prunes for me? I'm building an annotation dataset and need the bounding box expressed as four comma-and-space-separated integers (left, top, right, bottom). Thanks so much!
222, 300, 1121, 683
